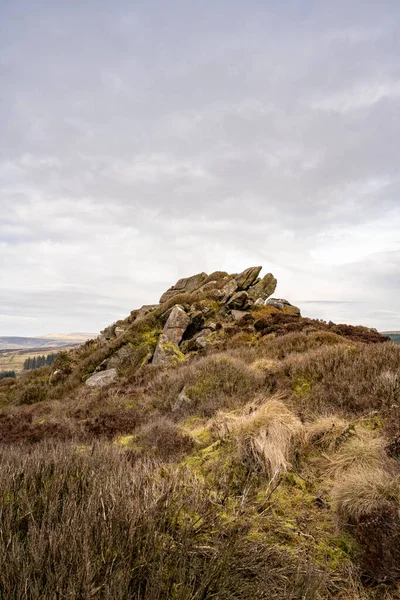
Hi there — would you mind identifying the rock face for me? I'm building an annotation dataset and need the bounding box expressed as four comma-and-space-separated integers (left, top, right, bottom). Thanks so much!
227, 291, 250, 310
235, 266, 262, 290
220, 279, 239, 302
162, 305, 190, 345
153, 305, 190, 365
159, 272, 208, 304
86, 368, 117, 388
152, 335, 185, 367
248, 273, 277, 301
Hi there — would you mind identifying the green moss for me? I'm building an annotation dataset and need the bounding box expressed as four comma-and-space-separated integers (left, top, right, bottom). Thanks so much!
293, 375, 311, 397
160, 340, 186, 365
183, 439, 248, 494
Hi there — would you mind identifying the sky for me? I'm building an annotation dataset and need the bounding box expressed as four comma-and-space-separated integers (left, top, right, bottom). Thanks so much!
0, 0, 399, 336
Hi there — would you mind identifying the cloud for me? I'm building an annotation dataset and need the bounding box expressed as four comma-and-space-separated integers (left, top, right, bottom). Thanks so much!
0, 0, 399, 335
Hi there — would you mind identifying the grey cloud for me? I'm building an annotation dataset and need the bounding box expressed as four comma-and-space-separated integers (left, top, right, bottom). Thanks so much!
0, 0, 399, 335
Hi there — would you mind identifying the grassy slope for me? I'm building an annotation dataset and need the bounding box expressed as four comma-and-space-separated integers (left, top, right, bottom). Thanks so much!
0, 291, 399, 599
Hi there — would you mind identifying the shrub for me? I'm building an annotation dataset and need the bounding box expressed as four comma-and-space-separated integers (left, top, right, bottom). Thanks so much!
306, 416, 354, 451
149, 353, 264, 417
0, 443, 325, 599
333, 467, 400, 582
326, 434, 387, 478
213, 397, 304, 479
276, 342, 400, 415
134, 418, 195, 459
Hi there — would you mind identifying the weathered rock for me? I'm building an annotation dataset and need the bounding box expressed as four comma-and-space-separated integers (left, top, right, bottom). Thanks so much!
152, 334, 185, 366
163, 305, 190, 345
248, 273, 277, 301
254, 298, 265, 306
235, 266, 262, 290
227, 291, 250, 310
86, 368, 117, 388
220, 278, 239, 302
188, 328, 213, 351
172, 388, 193, 411
266, 298, 301, 315
231, 310, 248, 321
136, 304, 159, 320
107, 344, 134, 369
115, 326, 125, 337
159, 272, 208, 304
152, 306, 190, 366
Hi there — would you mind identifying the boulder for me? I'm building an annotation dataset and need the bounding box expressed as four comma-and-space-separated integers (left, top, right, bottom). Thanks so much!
107, 344, 134, 369
227, 291, 250, 310
115, 326, 125, 337
220, 278, 239, 302
248, 273, 277, 301
163, 305, 190, 345
86, 368, 117, 388
266, 298, 301, 315
152, 334, 185, 366
135, 304, 159, 320
159, 272, 208, 304
188, 328, 213, 351
152, 306, 190, 366
235, 266, 262, 290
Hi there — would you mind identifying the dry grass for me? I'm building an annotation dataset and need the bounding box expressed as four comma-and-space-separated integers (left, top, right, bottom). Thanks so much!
213, 397, 304, 479
333, 467, 400, 582
305, 416, 353, 451
333, 467, 400, 522
325, 433, 387, 478
148, 353, 264, 417
0, 442, 326, 600
275, 342, 400, 415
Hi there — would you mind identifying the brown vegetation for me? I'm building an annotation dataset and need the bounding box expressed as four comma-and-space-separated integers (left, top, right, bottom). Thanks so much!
1, 288, 399, 597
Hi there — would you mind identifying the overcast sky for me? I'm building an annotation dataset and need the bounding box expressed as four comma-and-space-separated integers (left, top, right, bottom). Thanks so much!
1, 0, 399, 336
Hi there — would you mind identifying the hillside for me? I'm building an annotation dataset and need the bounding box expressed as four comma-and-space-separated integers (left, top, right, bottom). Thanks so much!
0, 267, 399, 599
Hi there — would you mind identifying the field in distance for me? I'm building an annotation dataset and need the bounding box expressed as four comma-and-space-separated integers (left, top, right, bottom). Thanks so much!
0, 333, 97, 375
0, 345, 81, 375
0, 333, 96, 351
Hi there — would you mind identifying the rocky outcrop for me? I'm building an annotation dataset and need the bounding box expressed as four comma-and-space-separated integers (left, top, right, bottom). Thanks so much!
159, 272, 208, 304
227, 291, 250, 310
153, 305, 190, 365
248, 273, 277, 301
220, 279, 239, 302
86, 368, 117, 388
152, 335, 185, 367
235, 266, 262, 290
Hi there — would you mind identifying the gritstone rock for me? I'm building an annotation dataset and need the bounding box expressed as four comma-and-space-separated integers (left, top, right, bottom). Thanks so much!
152, 334, 185, 366
248, 273, 277, 301
86, 368, 117, 388
227, 291, 250, 310
266, 298, 301, 314
152, 305, 190, 365
235, 266, 262, 290
159, 272, 208, 304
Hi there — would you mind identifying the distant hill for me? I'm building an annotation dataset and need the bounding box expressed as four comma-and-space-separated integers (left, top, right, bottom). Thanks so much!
0, 333, 96, 351
381, 331, 400, 344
